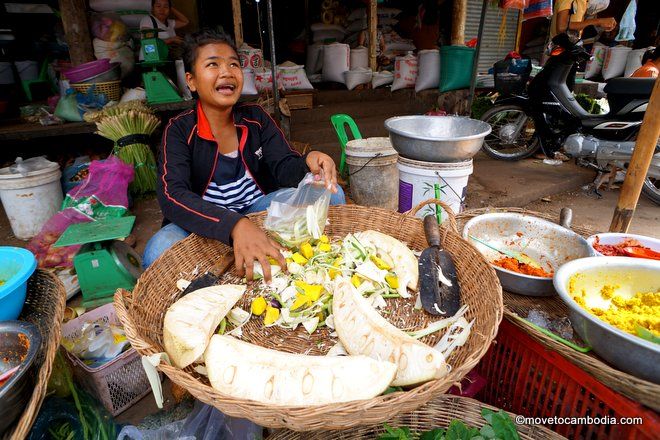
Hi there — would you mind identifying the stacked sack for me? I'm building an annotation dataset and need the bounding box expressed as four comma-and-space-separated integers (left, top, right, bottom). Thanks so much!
89, 0, 151, 31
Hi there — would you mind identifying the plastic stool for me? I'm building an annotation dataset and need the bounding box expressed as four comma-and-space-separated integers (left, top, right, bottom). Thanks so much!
330, 113, 362, 177
22, 59, 55, 101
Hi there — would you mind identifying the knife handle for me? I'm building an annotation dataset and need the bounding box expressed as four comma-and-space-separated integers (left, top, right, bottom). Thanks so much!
424, 214, 441, 247
209, 254, 236, 277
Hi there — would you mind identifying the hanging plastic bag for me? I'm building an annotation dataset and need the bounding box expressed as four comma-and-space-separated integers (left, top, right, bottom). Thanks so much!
9, 156, 57, 177
616, 0, 637, 42
499, 0, 527, 10
264, 172, 331, 247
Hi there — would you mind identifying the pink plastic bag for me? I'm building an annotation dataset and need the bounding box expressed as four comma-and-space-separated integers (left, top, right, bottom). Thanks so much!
28, 156, 134, 268
500, 0, 527, 10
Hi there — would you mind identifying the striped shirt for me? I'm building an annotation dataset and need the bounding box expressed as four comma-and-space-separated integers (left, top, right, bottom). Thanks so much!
202, 150, 263, 212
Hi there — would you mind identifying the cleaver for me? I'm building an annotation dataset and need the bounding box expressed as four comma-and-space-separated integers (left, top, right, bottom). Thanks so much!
418, 214, 461, 316
179, 254, 235, 295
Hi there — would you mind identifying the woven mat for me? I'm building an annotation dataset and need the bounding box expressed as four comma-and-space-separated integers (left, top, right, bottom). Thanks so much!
3, 270, 67, 440
456, 207, 660, 411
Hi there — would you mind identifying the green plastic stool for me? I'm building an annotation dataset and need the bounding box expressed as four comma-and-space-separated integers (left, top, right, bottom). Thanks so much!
22, 59, 55, 101
330, 114, 362, 177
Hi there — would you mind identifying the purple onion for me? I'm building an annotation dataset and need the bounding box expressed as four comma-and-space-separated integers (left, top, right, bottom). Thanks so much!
270, 298, 282, 309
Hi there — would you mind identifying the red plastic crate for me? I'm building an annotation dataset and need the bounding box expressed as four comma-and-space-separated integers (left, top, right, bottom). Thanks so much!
477, 319, 659, 440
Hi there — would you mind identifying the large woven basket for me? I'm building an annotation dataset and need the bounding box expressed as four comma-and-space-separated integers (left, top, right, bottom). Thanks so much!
269, 395, 565, 439
456, 207, 660, 411
3, 270, 66, 440
115, 200, 503, 431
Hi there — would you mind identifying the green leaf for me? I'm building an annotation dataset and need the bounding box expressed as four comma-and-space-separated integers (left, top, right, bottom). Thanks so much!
446, 420, 473, 440
383, 386, 404, 395
636, 325, 660, 344
379, 424, 414, 440
489, 411, 520, 440
420, 428, 446, 440
479, 425, 497, 439
480, 408, 496, 425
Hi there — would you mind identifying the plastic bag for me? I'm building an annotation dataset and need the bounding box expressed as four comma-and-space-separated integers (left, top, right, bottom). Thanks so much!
499, 0, 527, 9
524, 0, 552, 20
117, 401, 263, 440
264, 172, 331, 247
61, 319, 129, 367
54, 91, 84, 122
9, 156, 57, 177
61, 155, 91, 194
27, 156, 134, 268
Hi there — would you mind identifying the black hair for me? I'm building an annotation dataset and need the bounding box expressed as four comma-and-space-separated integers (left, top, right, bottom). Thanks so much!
641, 47, 660, 64
182, 29, 238, 73
151, 0, 172, 7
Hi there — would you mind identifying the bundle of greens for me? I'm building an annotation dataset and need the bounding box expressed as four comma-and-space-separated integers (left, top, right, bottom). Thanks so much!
96, 106, 160, 195
378, 408, 520, 440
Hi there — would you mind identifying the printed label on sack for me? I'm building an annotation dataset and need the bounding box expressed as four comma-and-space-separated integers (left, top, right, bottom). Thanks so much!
239, 53, 249, 68
398, 180, 413, 213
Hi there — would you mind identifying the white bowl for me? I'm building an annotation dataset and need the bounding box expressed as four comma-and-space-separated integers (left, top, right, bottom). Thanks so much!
587, 233, 660, 257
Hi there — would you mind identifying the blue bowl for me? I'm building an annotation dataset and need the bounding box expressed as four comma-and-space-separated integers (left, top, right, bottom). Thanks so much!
0, 247, 37, 321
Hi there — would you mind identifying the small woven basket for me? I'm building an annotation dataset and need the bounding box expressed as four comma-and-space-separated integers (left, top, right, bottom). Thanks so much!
3, 270, 66, 440
71, 80, 121, 102
269, 395, 565, 439
456, 207, 660, 411
115, 200, 503, 431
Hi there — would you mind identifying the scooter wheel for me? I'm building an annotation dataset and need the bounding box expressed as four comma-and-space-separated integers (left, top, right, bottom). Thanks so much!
480, 104, 541, 161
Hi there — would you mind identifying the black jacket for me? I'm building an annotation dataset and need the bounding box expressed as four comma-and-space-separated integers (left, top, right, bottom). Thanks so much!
156, 102, 309, 244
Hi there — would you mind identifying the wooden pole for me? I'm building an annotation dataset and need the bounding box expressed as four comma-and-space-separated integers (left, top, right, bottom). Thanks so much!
468, 0, 488, 117
232, 0, 244, 47
59, 0, 94, 66
609, 78, 660, 232
369, 0, 377, 71
451, 0, 468, 46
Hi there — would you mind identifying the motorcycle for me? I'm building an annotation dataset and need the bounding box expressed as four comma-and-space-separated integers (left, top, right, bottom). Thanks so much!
479, 33, 660, 205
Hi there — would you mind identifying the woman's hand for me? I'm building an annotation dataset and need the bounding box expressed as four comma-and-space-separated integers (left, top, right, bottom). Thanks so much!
306, 151, 338, 193
231, 218, 286, 282
598, 17, 617, 32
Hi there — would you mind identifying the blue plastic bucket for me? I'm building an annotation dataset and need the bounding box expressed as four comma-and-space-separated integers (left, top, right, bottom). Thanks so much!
0, 247, 37, 320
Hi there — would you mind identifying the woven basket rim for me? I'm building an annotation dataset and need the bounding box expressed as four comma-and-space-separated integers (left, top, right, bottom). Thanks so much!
456, 206, 660, 411
115, 203, 503, 430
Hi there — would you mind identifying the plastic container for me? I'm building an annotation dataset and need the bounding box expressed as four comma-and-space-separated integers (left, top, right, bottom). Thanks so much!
397, 157, 473, 217
0, 247, 37, 320
61, 303, 155, 416
345, 137, 399, 210
62, 59, 110, 83
586, 232, 660, 257
0, 161, 62, 240
77, 62, 120, 84
439, 46, 475, 92
0, 61, 15, 85
478, 319, 659, 440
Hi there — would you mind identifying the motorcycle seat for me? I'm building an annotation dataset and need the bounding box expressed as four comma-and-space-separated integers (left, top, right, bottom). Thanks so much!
604, 78, 655, 96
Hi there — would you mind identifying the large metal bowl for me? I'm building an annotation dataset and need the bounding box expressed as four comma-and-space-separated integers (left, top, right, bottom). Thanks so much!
384, 115, 491, 162
0, 321, 42, 435
554, 257, 660, 384
463, 213, 595, 296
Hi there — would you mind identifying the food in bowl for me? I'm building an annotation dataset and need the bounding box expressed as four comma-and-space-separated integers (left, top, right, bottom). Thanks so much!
568, 273, 659, 343
592, 237, 660, 260
492, 256, 553, 278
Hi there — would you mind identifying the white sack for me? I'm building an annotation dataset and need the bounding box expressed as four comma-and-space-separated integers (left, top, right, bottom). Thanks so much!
255, 67, 274, 93
344, 68, 372, 90
624, 48, 648, 77
372, 71, 393, 88
238, 44, 263, 69
242, 68, 258, 95
93, 38, 134, 78
277, 63, 314, 90
306, 44, 324, 75
602, 46, 632, 80
322, 43, 350, 84
584, 43, 607, 79
415, 49, 440, 92
117, 14, 146, 29
391, 53, 418, 91
350, 46, 369, 69
311, 23, 346, 43
90, 0, 150, 12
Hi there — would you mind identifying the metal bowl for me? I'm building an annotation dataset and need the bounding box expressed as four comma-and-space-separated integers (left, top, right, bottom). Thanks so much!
0, 321, 42, 434
554, 257, 660, 384
384, 115, 491, 162
462, 213, 595, 296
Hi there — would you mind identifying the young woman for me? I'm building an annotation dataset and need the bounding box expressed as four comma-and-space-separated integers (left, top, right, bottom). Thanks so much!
139, 0, 189, 47
143, 30, 344, 281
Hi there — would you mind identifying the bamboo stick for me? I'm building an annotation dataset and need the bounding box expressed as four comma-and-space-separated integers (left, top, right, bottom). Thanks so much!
232, 0, 244, 47
369, 0, 377, 72
451, 0, 468, 46
609, 78, 660, 232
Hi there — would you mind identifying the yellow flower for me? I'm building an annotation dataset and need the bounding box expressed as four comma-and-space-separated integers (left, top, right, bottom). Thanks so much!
251, 297, 268, 316
264, 306, 280, 325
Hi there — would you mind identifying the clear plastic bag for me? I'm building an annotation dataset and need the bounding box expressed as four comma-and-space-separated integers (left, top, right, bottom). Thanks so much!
116, 401, 263, 440
264, 172, 331, 247
61, 320, 129, 367
9, 156, 57, 177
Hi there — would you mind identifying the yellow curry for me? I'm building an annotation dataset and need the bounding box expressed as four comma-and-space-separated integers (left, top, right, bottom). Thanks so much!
570, 277, 660, 338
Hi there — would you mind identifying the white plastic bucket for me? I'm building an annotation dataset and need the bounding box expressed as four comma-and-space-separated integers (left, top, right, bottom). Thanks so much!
397, 157, 473, 218
0, 163, 63, 239
15, 60, 38, 81
346, 137, 399, 210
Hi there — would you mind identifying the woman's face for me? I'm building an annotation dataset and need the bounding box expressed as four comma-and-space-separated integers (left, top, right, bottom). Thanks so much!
186, 43, 244, 109
152, 0, 170, 23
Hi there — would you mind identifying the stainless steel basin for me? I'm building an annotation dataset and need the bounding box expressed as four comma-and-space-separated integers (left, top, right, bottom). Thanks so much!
384, 115, 491, 162
554, 257, 660, 384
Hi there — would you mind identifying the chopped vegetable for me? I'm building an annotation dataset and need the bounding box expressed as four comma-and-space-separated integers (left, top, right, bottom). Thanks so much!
300, 242, 314, 259
385, 274, 399, 289
292, 252, 308, 265
251, 297, 267, 316
319, 235, 330, 243
264, 305, 280, 326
